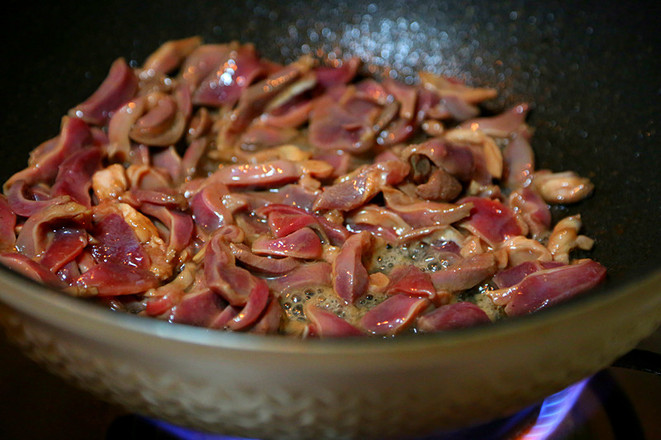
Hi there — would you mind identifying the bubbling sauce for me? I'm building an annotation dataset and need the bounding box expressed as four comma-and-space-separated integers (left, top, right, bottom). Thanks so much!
279, 232, 501, 336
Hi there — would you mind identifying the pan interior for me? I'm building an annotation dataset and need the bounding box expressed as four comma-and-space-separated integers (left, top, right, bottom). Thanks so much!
0, 0, 659, 300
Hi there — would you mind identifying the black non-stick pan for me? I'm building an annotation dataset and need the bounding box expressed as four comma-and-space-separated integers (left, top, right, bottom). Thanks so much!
0, 1, 659, 439
2, 0, 660, 282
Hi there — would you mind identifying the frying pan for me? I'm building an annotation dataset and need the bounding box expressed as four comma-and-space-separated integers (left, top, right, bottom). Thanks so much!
0, 0, 659, 439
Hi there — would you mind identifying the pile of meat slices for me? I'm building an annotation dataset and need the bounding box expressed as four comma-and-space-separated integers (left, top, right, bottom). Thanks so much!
0, 37, 606, 337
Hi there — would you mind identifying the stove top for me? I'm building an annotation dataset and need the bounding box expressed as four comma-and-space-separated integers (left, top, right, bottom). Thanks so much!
1, 331, 659, 440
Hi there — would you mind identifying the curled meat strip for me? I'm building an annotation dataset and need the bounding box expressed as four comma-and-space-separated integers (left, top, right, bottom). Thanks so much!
68, 58, 138, 125
313, 160, 410, 212
0, 196, 17, 252
333, 231, 372, 304
487, 259, 606, 316
0, 37, 604, 337
417, 302, 491, 332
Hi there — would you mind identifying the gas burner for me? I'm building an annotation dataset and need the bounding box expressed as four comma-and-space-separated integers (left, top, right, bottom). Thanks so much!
107, 370, 645, 440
